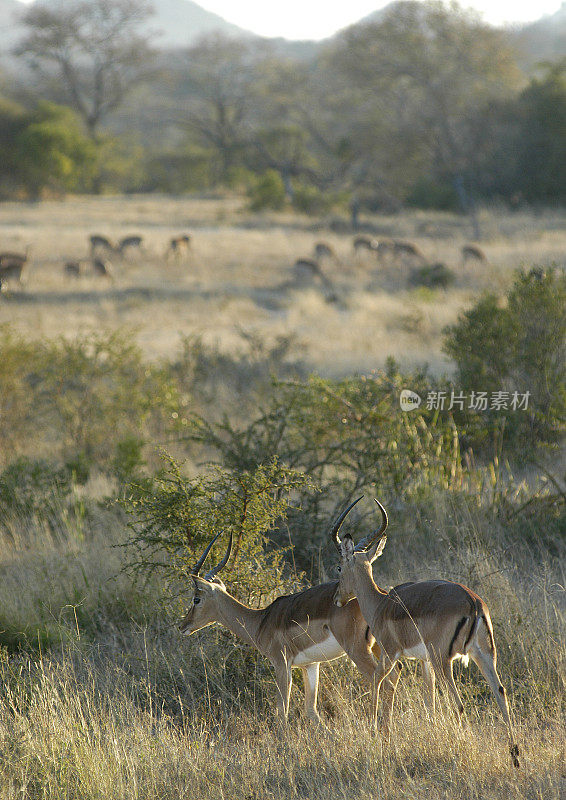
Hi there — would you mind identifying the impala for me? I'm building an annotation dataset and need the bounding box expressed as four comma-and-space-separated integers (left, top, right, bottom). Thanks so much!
89, 234, 116, 256
0, 246, 31, 284
166, 235, 191, 261
179, 511, 407, 729
332, 497, 520, 767
462, 243, 487, 265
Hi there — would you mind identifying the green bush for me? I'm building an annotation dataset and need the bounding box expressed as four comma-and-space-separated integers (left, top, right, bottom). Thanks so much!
247, 170, 286, 211
181, 373, 465, 566
15, 102, 97, 196
121, 454, 313, 603
0, 328, 180, 475
291, 183, 334, 215
0, 457, 88, 545
443, 268, 566, 451
405, 176, 459, 211
409, 263, 456, 289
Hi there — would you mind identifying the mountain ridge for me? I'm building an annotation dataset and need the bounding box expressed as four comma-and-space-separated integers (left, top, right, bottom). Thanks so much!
0, 0, 565, 58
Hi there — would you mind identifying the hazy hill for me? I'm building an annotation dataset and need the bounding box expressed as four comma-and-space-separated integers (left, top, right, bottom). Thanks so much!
0, 0, 23, 41
12, 0, 252, 47
0, 0, 565, 66
133, 0, 252, 47
512, 1, 566, 66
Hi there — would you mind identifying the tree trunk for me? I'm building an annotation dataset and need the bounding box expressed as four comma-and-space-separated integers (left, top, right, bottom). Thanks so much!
453, 174, 481, 240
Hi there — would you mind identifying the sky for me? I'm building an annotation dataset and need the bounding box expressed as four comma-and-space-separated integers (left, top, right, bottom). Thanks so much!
17, 0, 565, 40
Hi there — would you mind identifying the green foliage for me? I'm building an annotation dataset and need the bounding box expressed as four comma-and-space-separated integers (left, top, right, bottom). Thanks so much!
0, 457, 89, 546
248, 170, 286, 211
291, 183, 335, 215
15, 102, 97, 196
0, 98, 28, 195
443, 268, 566, 451
514, 62, 566, 203
405, 176, 459, 211
0, 328, 180, 475
182, 373, 465, 564
112, 436, 147, 484
121, 454, 313, 603
443, 294, 513, 391
409, 263, 456, 289
144, 148, 215, 192
0, 458, 74, 518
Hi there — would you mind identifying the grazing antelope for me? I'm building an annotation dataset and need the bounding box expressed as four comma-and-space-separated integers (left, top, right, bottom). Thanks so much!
64, 260, 84, 278
166, 235, 191, 262
293, 258, 334, 292
392, 240, 427, 264
92, 257, 114, 281
353, 236, 379, 253
462, 244, 487, 265
118, 235, 143, 256
179, 517, 406, 729
375, 238, 395, 259
331, 497, 520, 767
0, 247, 30, 284
89, 234, 116, 257
313, 242, 335, 260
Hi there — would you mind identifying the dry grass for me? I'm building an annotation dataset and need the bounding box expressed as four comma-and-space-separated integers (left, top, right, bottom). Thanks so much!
1, 195, 565, 374
0, 194, 564, 797
0, 498, 564, 800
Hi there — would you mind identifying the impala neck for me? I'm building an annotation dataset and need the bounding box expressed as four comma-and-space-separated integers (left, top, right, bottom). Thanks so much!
352, 560, 388, 622
213, 590, 264, 649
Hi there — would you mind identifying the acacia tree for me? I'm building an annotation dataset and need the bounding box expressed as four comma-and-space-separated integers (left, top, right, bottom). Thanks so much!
181, 35, 265, 183
18, 0, 155, 140
326, 0, 521, 227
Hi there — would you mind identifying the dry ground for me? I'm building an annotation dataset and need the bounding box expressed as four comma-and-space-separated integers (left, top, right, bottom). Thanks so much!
1, 194, 565, 375
0, 505, 563, 800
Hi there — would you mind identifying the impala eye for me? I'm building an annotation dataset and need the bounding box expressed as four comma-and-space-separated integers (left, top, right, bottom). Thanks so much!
193, 597, 201, 605
336, 565, 342, 574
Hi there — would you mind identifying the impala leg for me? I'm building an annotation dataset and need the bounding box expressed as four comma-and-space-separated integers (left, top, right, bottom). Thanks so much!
273, 659, 293, 723
469, 647, 520, 768
350, 644, 387, 730
422, 660, 436, 717
379, 662, 402, 739
441, 658, 465, 720
301, 663, 323, 725
430, 652, 464, 720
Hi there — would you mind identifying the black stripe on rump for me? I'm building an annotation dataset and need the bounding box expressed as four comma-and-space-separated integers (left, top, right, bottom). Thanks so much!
463, 600, 481, 652
448, 616, 468, 658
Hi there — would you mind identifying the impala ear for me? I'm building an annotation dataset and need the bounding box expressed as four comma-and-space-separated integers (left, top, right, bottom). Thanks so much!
367, 535, 387, 563
340, 533, 355, 560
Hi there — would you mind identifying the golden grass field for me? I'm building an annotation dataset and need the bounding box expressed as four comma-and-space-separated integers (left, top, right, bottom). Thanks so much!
0, 195, 564, 799
0, 497, 564, 800
1, 194, 565, 374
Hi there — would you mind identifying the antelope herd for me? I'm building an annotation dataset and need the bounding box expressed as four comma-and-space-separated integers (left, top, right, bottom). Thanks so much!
0, 232, 194, 291
181, 497, 521, 768
0, 228, 489, 294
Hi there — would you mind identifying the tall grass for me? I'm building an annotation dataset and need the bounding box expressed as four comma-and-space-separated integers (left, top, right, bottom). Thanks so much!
0, 490, 563, 799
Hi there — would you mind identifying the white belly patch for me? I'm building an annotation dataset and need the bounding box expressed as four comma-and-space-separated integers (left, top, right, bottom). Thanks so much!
292, 633, 344, 666
398, 642, 429, 660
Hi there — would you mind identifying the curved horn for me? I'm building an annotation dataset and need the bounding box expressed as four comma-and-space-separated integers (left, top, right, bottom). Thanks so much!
204, 530, 233, 581
353, 499, 388, 551
330, 496, 364, 551
356, 499, 388, 551
191, 530, 223, 576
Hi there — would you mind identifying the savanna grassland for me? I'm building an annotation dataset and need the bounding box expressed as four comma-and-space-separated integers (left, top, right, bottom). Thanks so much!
0, 195, 564, 800
2, 194, 566, 372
